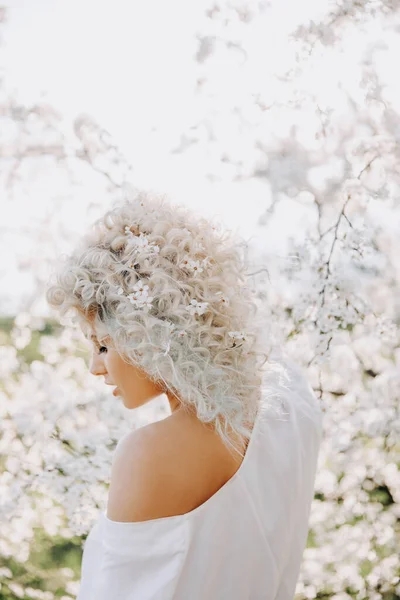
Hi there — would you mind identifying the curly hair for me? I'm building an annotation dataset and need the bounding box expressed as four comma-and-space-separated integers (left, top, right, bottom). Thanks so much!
46, 187, 277, 459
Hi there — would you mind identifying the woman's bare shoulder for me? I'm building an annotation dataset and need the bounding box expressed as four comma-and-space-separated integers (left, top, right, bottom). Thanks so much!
107, 409, 245, 523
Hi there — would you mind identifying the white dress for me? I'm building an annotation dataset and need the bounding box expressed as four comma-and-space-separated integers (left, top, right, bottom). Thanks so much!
76, 353, 324, 600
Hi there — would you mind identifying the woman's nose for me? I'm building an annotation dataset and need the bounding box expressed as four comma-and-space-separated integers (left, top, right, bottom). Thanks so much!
89, 352, 106, 376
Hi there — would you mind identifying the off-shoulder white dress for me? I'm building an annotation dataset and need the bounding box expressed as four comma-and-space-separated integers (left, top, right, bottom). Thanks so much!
76, 354, 323, 600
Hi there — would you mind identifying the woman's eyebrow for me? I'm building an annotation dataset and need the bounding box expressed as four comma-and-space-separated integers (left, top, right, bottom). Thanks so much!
91, 334, 109, 344
85, 334, 97, 342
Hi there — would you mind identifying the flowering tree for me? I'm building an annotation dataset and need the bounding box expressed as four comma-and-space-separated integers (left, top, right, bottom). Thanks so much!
0, 1, 399, 598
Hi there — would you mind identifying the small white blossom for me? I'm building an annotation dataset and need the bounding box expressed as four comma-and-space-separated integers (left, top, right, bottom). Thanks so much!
128, 294, 154, 311
124, 224, 140, 237
179, 257, 190, 269
185, 299, 209, 316
216, 291, 230, 306
125, 231, 160, 255
132, 279, 150, 296
126, 279, 154, 311
228, 331, 247, 343
179, 258, 204, 274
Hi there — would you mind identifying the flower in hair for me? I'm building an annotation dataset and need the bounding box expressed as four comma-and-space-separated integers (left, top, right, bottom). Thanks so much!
126, 279, 154, 311
124, 225, 140, 236
228, 331, 247, 347
216, 291, 230, 306
179, 258, 206, 274
125, 229, 160, 256
164, 321, 186, 338
185, 299, 209, 316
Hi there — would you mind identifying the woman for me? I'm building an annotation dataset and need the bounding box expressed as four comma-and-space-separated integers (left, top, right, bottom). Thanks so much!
46, 188, 323, 599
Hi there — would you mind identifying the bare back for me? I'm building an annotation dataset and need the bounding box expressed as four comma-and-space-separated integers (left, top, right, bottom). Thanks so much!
146, 407, 253, 516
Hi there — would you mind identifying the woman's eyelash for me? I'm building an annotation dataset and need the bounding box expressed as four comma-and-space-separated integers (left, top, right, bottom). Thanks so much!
98, 346, 107, 354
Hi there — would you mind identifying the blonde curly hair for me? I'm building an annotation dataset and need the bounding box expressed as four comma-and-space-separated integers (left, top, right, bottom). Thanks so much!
46, 187, 275, 458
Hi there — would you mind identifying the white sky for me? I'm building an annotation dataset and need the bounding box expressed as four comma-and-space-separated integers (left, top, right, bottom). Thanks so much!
2, 0, 202, 135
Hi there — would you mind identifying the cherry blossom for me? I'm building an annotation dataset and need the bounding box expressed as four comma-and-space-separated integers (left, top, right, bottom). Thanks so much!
185, 298, 209, 316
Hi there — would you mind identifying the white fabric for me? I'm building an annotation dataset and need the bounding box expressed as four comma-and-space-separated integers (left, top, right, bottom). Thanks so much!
77, 353, 323, 600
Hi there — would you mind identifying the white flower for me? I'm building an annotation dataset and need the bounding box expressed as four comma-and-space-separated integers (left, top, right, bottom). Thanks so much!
179, 258, 202, 273
228, 331, 247, 343
216, 291, 230, 306
179, 258, 190, 269
124, 224, 140, 236
125, 231, 159, 255
190, 259, 204, 274
116, 287, 124, 295
178, 240, 213, 274
128, 233, 148, 250
141, 297, 154, 311
126, 279, 154, 311
186, 299, 209, 316
128, 294, 154, 311
132, 279, 150, 296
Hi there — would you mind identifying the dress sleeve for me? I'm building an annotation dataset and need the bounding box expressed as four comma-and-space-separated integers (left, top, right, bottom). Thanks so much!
90, 512, 188, 600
